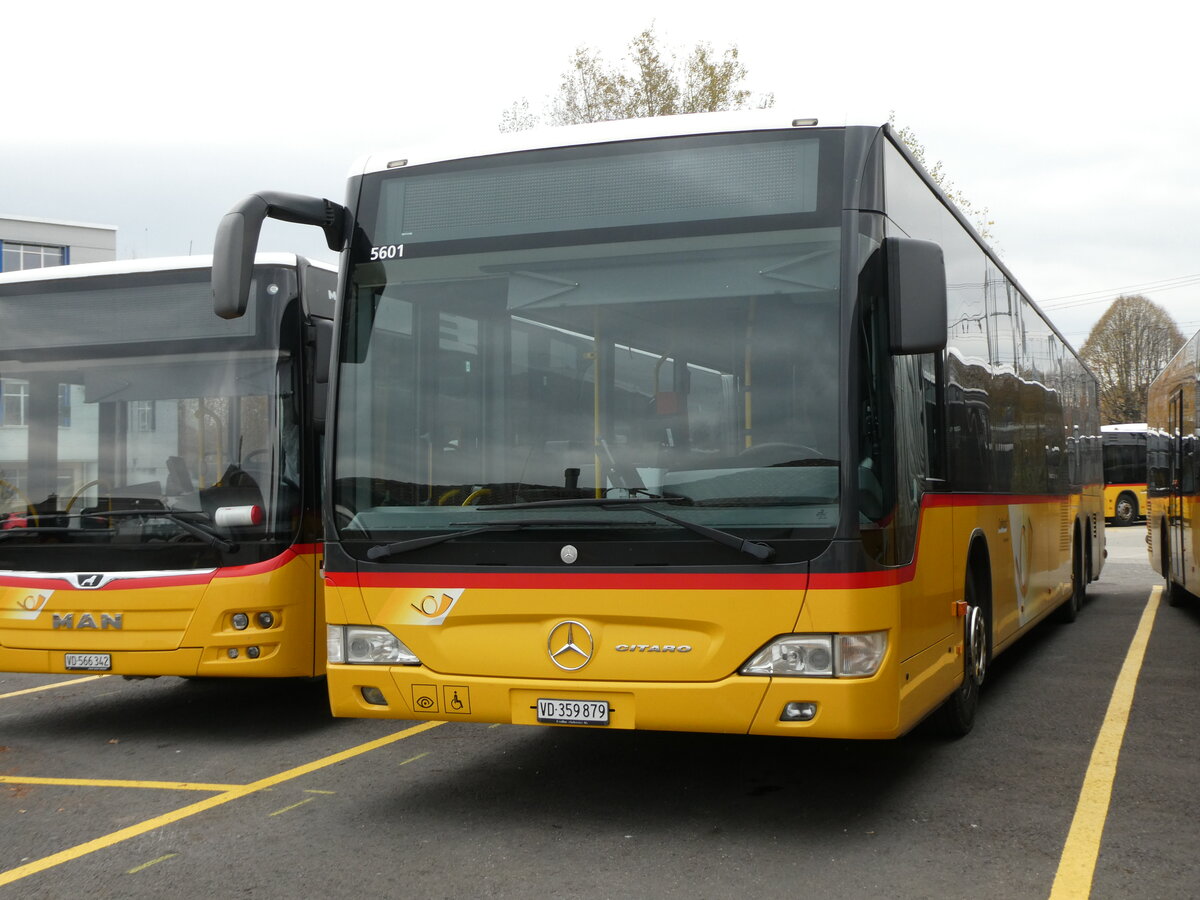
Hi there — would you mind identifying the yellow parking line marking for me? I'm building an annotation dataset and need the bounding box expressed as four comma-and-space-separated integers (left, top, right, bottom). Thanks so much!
0, 676, 106, 700
126, 854, 177, 875
0, 719, 444, 888
304, 789, 336, 795
0, 776, 240, 792
269, 797, 315, 817
398, 752, 430, 766
1049, 586, 1161, 900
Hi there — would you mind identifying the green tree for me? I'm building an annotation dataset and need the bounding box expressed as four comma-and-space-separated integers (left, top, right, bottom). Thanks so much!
889, 114, 995, 242
500, 25, 773, 132
1080, 294, 1185, 423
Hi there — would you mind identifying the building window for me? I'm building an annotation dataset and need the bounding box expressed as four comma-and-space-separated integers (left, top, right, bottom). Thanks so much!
132, 400, 156, 432
0, 242, 67, 272
1, 379, 29, 427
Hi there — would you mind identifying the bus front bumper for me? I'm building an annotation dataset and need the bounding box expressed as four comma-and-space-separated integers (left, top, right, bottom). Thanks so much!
326, 662, 929, 740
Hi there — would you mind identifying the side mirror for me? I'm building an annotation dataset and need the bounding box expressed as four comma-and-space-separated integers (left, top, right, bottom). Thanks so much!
885, 236, 947, 355
213, 192, 347, 319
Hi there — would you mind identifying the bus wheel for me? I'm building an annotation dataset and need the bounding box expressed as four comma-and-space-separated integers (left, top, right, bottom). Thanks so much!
1053, 531, 1085, 623
1165, 581, 1187, 608
1113, 492, 1136, 526
933, 569, 988, 738
1163, 534, 1187, 609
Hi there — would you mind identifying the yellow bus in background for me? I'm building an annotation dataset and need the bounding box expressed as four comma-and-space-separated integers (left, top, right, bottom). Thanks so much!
1147, 331, 1199, 607
1100, 423, 1148, 526
214, 114, 1104, 739
0, 255, 333, 678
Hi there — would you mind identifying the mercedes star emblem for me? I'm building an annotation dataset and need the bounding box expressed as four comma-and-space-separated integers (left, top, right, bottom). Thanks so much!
547, 620, 594, 671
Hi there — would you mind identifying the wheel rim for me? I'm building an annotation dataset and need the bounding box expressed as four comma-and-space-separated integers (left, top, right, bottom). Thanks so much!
966, 605, 987, 686
1116, 498, 1133, 522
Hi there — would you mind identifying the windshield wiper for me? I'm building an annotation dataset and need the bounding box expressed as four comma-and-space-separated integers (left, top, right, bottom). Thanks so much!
0, 509, 238, 552
98, 509, 239, 552
486, 497, 776, 561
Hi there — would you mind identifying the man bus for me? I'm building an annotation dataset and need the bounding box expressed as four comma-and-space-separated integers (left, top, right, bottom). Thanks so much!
1100, 423, 1148, 526
214, 113, 1104, 738
1147, 331, 1198, 607
0, 254, 333, 677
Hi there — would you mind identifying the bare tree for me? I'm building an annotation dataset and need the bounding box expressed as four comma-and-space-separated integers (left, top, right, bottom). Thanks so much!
889, 114, 995, 242
1080, 294, 1185, 423
500, 24, 773, 133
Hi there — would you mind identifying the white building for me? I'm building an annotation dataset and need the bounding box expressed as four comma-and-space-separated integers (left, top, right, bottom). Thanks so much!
1, 218, 118, 504
0, 214, 117, 272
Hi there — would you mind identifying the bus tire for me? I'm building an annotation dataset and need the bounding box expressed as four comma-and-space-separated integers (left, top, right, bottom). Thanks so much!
1053, 527, 1085, 623
1163, 531, 1188, 608
1165, 581, 1187, 608
933, 565, 989, 738
1113, 492, 1137, 526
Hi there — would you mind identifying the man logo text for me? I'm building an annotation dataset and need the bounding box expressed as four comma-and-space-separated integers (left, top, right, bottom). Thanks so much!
52, 613, 123, 630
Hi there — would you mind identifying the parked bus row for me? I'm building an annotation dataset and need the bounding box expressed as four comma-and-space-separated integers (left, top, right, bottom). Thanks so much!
30, 113, 1200, 738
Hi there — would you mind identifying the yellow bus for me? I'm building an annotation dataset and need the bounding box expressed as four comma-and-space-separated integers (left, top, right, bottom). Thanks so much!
1147, 331, 1199, 607
214, 114, 1104, 738
0, 255, 334, 678
1101, 423, 1148, 526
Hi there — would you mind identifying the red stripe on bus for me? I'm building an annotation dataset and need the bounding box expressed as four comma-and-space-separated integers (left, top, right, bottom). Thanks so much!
213, 544, 320, 578
923, 492, 1086, 508
329, 566, 918, 593
335, 571, 811, 590
0, 544, 320, 590
0, 572, 213, 591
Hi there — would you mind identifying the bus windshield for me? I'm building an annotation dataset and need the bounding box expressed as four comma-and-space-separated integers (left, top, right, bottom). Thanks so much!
0, 266, 301, 567
334, 130, 845, 549
1101, 425, 1148, 485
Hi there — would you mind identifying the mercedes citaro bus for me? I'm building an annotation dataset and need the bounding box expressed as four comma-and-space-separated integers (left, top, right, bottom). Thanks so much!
0, 254, 333, 678
213, 112, 1104, 738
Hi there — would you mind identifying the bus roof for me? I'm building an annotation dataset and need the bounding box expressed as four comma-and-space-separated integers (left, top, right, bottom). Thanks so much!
355, 110, 871, 176
0, 253, 334, 287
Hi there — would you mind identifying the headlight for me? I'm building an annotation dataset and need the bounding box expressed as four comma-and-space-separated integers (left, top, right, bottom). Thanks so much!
740, 635, 834, 677
740, 631, 887, 678
327, 625, 421, 665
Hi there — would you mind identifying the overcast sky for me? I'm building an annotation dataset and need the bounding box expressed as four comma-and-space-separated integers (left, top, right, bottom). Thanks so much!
3, 0, 1196, 349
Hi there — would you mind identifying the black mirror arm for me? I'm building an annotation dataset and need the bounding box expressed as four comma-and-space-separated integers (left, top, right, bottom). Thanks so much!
212, 192, 348, 320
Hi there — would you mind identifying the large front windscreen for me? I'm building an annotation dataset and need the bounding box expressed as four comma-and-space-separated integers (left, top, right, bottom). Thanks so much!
0, 267, 301, 565
335, 131, 844, 557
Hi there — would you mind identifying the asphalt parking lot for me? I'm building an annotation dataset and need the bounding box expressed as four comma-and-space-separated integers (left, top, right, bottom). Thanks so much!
2, 525, 1197, 899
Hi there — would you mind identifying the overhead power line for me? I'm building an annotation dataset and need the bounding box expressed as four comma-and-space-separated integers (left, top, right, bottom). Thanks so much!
1041, 273, 1200, 310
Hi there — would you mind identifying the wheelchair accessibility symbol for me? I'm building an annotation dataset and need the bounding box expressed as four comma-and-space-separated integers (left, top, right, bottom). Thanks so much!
442, 685, 471, 715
